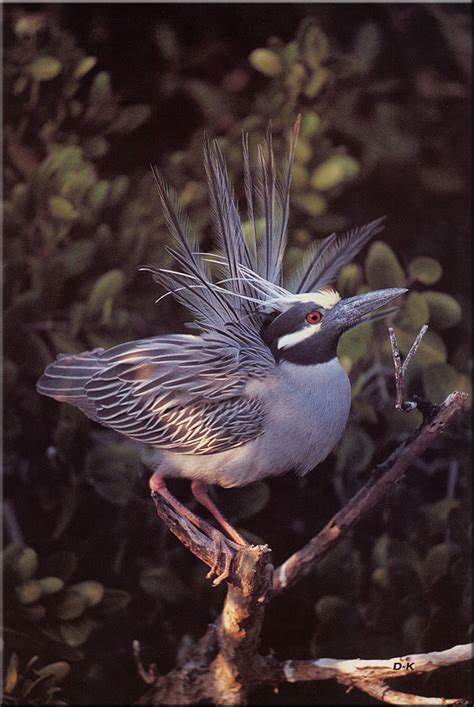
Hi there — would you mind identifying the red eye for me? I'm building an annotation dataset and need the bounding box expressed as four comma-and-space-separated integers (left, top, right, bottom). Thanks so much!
306, 310, 322, 325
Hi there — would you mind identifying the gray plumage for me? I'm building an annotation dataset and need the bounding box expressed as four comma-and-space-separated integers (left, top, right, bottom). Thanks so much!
37, 120, 406, 489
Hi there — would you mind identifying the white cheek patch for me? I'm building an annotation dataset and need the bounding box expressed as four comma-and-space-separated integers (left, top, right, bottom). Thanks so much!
277, 324, 321, 350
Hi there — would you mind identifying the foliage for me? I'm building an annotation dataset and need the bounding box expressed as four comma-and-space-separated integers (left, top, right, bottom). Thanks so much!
3, 5, 471, 705
3, 652, 70, 706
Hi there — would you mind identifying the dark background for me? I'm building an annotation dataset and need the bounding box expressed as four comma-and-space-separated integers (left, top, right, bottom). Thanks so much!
3, 3, 472, 705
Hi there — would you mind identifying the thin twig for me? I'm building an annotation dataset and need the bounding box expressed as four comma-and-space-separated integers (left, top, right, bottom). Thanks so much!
353, 680, 468, 705
388, 325, 428, 410
133, 640, 159, 685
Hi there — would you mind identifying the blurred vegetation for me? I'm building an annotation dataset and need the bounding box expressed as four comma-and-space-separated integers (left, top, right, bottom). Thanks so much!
2, 5, 472, 705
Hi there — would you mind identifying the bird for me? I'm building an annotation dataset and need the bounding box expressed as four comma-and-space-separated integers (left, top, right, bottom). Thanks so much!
36, 118, 407, 584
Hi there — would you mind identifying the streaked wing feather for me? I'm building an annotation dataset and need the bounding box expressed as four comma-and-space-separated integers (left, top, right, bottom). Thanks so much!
38, 335, 268, 455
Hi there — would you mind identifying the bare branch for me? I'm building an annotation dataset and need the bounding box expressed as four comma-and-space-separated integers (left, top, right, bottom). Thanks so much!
262, 644, 472, 704
268, 643, 472, 683
353, 680, 468, 705
272, 391, 468, 595
133, 640, 159, 685
389, 325, 428, 410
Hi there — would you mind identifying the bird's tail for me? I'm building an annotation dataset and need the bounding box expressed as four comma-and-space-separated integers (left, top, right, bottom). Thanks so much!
36, 349, 104, 420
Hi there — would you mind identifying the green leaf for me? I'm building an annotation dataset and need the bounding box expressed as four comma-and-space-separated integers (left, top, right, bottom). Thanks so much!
352, 22, 381, 74
336, 263, 363, 297
295, 192, 326, 217
303, 67, 329, 98
421, 499, 460, 540
301, 24, 329, 69
62, 240, 96, 278
153, 24, 180, 60
290, 164, 309, 190
399, 292, 430, 333
300, 112, 321, 138
422, 291, 462, 329
13, 74, 29, 95
4, 652, 19, 694
59, 618, 98, 647
249, 48, 283, 77
214, 481, 271, 523
88, 71, 112, 105
36, 661, 71, 683
60, 165, 96, 204
314, 595, 348, 621
337, 321, 373, 367
365, 241, 406, 289
422, 363, 471, 404
310, 155, 359, 192
85, 445, 141, 506
139, 567, 188, 603
422, 543, 453, 588
28, 56, 62, 81
15, 580, 42, 605
73, 56, 97, 79
109, 175, 130, 204
38, 577, 65, 595
48, 196, 79, 222
98, 588, 131, 615
294, 139, 313, 164
87, 269, 125, 315
70, 581, 104, 607
55, 589, 87, 621
336, 424, 375, 475
83, 136, 109, 159
408, 256, 443, 285
107, 105, 151, 135
372, 534, 420, 569
15, 547, 38, 582
88, 179, 110, 212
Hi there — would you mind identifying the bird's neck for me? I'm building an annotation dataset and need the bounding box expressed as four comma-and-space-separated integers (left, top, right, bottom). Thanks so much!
274, 335, 338, 365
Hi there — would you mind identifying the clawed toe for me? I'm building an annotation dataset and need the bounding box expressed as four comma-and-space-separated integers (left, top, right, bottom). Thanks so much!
206, 531, 238, 586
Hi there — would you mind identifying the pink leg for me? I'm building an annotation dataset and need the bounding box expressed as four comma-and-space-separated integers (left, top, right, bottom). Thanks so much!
149, 472, 236, 586
191, 480, 248, 546
149, 472, 213, 532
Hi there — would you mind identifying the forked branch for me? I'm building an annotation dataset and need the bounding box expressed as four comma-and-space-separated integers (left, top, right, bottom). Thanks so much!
388, 324, 428, 410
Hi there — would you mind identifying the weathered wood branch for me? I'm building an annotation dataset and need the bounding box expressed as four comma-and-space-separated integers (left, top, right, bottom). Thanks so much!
272, 389, 468, 594
263, 642, 472, 684
136, 544, 273, 704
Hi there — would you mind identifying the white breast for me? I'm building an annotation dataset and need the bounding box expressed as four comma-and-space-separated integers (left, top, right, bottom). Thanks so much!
256, 357, 352, 476
155, 357, 351, 487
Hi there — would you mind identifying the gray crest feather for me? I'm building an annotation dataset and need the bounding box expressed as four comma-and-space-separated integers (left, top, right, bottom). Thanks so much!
294, 216, 386, 293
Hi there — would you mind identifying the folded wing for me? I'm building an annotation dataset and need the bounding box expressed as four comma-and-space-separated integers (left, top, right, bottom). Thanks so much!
36, 334, 266, 454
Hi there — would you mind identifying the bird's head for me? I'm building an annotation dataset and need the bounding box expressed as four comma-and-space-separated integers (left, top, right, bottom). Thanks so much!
261, 287, 407, 365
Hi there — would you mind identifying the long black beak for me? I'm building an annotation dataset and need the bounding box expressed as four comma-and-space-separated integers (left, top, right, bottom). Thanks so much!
328, 288, 408, 332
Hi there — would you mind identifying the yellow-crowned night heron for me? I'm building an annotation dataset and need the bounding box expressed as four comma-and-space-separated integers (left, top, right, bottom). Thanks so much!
37, 119, 406, 584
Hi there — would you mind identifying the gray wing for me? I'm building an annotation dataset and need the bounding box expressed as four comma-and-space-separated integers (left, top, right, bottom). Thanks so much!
37, 333, 267, 455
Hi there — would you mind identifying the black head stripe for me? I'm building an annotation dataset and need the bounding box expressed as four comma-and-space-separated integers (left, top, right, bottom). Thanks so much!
261, 303, 313, 347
